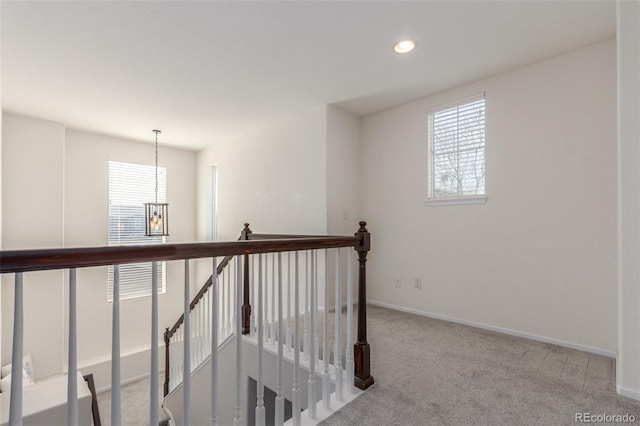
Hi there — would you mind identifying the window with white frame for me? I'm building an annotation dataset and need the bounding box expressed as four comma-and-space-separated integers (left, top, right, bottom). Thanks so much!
108, 161, 166, 302
427, 96, 486, 202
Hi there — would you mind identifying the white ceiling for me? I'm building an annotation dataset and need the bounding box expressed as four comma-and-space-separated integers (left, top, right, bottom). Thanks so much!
1, 1, 615, 151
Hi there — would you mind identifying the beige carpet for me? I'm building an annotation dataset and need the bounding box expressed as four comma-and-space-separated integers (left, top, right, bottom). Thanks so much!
98, 305, 640, 425
96, 376, 162, 426
321, 305, 640, 426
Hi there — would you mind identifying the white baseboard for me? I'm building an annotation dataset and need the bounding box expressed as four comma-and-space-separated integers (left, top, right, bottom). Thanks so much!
368, 299, 617, 358
78, 346, 165, 394
617, 384, 640, 400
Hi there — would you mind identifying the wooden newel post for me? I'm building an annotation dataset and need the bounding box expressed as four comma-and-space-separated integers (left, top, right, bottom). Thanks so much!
242, 223, 252, 335
163, 327, 170, 396
354, 221, 374, 390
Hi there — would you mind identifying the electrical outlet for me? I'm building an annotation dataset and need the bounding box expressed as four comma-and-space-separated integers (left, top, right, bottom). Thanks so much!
414, 278, 422, 289
394, 279, 401, 288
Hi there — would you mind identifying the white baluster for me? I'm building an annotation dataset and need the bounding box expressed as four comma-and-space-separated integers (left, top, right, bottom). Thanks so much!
270, 253, 276, 343
168, 335, 173, 393
183, 260, 191, 426
231, 259, 236, 331
221, 269, 226, 339
211, 257, 219, 426
203, 302, 207, 360
199, 298, 204, 364
226, 264, 231, 335
192, 302, 197, 368
211, 285, 215, 347
286, 252, 292, 351
205, 288, 211, 358
292, 253, 301, 426
175, 330, 180, 388
323, 250, 331, 410
251, 255, 256, 335
256, 254, 265, 426
275, 253, 285, 426
202, 298, 206, 361
346, 251, 355, 393
308, 250, 317, 419
229, 261, 234, 332
314, 251, 319, 362
178, 329, 183, 386
218, 272, 221, 333
334, 250, 344, 401
111, 265, 122, 425
169, 335, 175, 393
217, 264, 221, 342
197, 299, 202, 366
194, 303, 199, 367
149, 261, 160, 426
210, 284, 214, 351
67, 269, 78, 426
263, 255, 269, 343
201, 298, 205, 362
303, 251, 310, 358
233, 257, 244, 426
203, 291, 207, 361
178, 332, 182, 389
170, 335, 175, 391
9, 273, 24, 426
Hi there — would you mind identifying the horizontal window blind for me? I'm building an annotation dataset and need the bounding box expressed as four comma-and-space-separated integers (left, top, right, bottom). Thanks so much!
108, 161, 167, 302
428, 97, 485, 199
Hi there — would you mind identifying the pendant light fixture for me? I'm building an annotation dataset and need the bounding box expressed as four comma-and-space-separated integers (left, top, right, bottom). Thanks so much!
144, 130, 169, 237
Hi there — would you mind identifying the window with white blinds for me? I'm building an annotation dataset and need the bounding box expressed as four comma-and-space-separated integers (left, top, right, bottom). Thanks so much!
428, 96, 486, 202
108, 161, 166, 302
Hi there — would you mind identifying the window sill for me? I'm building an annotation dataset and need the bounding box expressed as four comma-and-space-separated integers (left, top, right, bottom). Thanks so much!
425, 195, 487, 206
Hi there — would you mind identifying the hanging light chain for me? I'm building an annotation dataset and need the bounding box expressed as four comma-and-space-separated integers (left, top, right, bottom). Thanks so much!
154, 130, 160, 205
146, 129, 168, 237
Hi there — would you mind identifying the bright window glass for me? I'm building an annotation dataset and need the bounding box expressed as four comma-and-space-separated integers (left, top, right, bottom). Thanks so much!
428, 97, 485, 200
108, 161, 166, 301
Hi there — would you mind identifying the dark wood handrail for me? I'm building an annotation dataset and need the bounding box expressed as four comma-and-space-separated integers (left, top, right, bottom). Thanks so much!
1, 222, 374, 396
247, 233, 344, 240
0, 236, 359, 274
164, 230, 346, 338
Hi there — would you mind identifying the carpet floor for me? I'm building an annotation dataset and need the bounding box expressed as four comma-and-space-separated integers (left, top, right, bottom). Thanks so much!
98, 305, 640, 425
320, 305, 640, 426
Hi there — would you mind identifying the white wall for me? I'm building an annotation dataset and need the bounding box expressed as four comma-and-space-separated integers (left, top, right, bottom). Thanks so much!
196, 106, 328, 242
326, 106, 361, 309
1, 114, 66, 380
2, 114, 197, 388
616, 0, 640, 399
361, 40, 617, 355
195, 106, 361, 309
63, 129, 196, 388
195, 107, 328, 294
327, 106, 361, 236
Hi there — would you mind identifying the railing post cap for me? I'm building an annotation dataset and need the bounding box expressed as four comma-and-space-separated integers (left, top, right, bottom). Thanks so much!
355, 221, 370, 252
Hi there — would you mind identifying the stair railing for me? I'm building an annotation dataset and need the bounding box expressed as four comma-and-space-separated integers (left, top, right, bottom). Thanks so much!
0, 222, 374, 426
162, 223, 317, 396
163, 224, 251, 396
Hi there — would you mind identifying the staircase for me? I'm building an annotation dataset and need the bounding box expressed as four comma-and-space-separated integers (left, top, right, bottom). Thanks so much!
162, 223, 374, 425
0, 222, 374, 425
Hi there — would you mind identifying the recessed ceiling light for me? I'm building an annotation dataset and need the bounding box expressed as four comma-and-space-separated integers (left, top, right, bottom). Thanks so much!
393, 39, 417, 54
